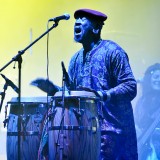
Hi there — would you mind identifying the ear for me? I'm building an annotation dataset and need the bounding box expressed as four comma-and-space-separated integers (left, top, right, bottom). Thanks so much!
92, 28, 99, 34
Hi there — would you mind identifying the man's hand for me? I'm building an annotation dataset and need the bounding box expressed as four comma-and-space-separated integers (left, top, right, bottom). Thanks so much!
76, 85, 109, 101
30, 78, 60, 95
76, 86, 100, 97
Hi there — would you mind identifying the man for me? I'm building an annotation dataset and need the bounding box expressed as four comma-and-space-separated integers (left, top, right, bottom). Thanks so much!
32, 8, 138, 160
68, 8, 138, 159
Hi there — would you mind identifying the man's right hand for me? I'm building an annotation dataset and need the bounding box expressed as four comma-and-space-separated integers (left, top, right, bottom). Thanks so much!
30, 78, 60, 95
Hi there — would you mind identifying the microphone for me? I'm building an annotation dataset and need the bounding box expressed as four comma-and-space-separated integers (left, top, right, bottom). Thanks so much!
1, 74, 19, 94
61, 61, 71, 89
0, 92, 4, 95
48, 13, 70, 22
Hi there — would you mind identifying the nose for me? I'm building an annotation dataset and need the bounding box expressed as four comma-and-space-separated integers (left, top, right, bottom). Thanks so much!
75, 18, 82, 25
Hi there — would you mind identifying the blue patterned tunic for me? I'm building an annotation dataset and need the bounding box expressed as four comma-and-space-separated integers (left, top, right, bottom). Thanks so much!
68, 39, 138, 159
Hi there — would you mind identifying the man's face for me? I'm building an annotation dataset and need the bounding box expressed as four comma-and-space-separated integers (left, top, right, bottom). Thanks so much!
151, 70, 160, 91
74, 16, 94, 43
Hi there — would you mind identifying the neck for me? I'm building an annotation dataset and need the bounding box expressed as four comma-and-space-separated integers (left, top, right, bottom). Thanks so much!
83, 38, 101, 53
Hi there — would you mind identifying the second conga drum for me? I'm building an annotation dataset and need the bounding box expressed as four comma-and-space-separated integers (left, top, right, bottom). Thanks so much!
6, 97, 50, 160
48, 91, 101, 160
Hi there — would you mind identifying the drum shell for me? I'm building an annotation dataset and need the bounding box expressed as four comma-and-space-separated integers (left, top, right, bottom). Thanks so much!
48, 96, 101, 160
7, 102, 47, 160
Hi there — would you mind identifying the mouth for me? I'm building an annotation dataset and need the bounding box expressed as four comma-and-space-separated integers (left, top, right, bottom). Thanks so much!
74, 27, 82, 35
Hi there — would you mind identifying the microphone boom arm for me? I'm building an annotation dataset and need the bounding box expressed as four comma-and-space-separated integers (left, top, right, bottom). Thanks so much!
0, 22, 59, 72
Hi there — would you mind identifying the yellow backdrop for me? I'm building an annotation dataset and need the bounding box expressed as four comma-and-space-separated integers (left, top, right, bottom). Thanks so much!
0, 0, 160, 159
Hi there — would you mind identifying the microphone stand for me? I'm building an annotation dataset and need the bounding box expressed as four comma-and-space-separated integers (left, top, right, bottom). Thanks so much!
0, 22, 59, 160
60, 63, 66, 160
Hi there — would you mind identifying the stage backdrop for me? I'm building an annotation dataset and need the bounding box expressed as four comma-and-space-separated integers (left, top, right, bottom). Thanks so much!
0, 0, 160, 159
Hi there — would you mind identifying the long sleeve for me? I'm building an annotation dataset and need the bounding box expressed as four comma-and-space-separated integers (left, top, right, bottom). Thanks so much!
105, 49, 137, 102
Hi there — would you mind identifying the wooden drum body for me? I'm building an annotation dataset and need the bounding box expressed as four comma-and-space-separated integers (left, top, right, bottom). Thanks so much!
7, 97, 50, 160
48, 91, 101, 160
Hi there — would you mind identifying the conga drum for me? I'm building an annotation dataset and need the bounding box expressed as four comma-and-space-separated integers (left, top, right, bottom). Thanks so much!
48, 91, 101, 160
6, 97, 50, 160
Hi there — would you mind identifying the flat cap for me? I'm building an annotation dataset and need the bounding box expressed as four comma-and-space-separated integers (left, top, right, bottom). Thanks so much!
74, 8, 107, 22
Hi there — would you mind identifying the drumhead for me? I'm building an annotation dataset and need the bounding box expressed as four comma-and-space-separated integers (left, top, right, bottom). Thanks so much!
7, 96, 52, 105
54, 91, 97, 98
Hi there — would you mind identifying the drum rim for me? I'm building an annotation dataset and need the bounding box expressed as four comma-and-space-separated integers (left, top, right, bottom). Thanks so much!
54, 91, 99, 99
